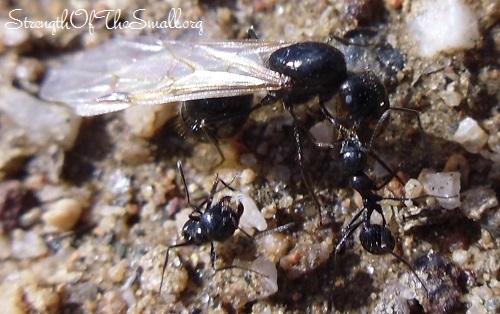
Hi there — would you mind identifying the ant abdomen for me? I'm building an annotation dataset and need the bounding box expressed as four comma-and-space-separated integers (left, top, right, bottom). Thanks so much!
359, 224, 396, 255
177, 95, 253, 143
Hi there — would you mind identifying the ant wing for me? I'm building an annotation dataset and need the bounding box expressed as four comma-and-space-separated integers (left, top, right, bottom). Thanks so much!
40, 37, 293, 116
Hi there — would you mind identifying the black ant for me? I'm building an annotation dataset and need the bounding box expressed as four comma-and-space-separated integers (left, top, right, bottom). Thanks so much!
159, 161, 250, 293
159, 161, 294, 293
299, 115, 430, 293
290, 68, 424, 222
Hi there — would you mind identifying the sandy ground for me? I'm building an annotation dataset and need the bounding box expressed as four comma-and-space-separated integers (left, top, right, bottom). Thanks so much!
0, 0, 498, 313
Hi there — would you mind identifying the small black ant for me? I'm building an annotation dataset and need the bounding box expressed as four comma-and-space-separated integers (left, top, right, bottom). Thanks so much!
160, 161, 295, 293
290, 68, 424, 223
294, 90, 429, 291
159, 161, 250, 293
321, 133, 430, 295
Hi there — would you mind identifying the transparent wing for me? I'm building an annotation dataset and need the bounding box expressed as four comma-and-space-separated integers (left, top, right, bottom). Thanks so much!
40, 37, 293, 116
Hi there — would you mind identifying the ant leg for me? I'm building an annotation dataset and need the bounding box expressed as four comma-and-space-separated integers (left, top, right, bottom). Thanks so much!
204, 174, 221, 211
209, 241, 216, 269
334, 218, 363, 257
177, 161, 193, 205
344, 206, 366, 231
388, 251, 429, 296
254, 222, 295, 239
318, 101, 349, 136
259, 92, 281, 107
365, 149, 406, 185
289, 113, 325, 225
335, 206, 368, 257
214, 264, 268, 277
159, 242, 191, 294
237, 228, 254, 239
368, 107, 426, 155
216, 178, 238, 192
247, 27, 258, 40
201, 127, 225, 169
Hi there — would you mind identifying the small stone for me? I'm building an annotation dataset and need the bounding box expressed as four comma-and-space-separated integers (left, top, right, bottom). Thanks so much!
108, 260, 128, 283
405, 178, 423, 199
422, 171, 461, 209
0, 86, 82, 150
459, 186, 498, 221
280, 241, 333, 279
101, 291, 128, 314
11, 229, 48, 259
0, 20, 29, 46
406, 0, 480, 57
0, 234, 11, 260
451, 248, 470, 266
453, 117, 489, 154
440, 88, 462, 107
239, 168, 256, 185
124, 104, 178, 139
232, 191, 267, 232
0, 283, 26, 314
42, 198, 83, 231
23, 285, 60, 313
258, 233, 292, 262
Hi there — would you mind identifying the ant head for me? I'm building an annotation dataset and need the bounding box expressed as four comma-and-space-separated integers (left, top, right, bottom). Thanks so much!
340, 137, 367, 175
359, 224, 396, 255
339, 71, 390, 124
181, 219, 207, 245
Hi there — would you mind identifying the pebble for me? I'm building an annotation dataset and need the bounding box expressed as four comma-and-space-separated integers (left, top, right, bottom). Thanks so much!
453, 117, 489, 154
385, 0, 403, 9
42, 198, 83, 231
108, 260, 128, 283
0, 234, 11, 260
443, 154, 470, 188
231, 191, 267, 232
406, 0, 480, 57
239, 168, 256, 185
0, 19, 29, 46
279, 241, 333, 279
11, 229, 48, 259
0, 283, 25, 314
0, 86, 82, 150
404, 178, 423, 199
403, 253, 461, 313
234, 256, 279, 300
421, 171, 461, 209
451, 248, 471, 266
18, 207, 42, 229
309, 121, 335, 144
440, 88, 462, 107
23, 285, 60, 313
459, 186, 498, 221
101, 291, 128, 314
258, 233, 292, 262
124, 104, 178, 139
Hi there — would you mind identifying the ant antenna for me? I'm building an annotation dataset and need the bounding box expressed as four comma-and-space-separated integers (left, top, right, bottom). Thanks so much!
177, 161, 191, 205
